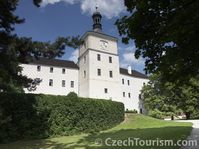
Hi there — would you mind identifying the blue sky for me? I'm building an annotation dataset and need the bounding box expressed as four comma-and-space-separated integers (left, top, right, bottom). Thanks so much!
14, 0, 145, 73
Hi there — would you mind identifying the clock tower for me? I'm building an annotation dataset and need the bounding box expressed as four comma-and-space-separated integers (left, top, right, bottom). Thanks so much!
78, 8, 122, 101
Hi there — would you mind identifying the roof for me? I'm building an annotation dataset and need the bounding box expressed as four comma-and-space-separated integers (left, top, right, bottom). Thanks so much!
28, 59, 148, 79
120, 68, 148, 79
30, 58, 79, 69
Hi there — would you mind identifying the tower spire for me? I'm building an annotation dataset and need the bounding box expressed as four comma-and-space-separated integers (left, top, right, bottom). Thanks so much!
92, 6, 102, 32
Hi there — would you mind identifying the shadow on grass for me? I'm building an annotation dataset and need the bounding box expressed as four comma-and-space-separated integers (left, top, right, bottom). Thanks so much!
0, 126, 192, 149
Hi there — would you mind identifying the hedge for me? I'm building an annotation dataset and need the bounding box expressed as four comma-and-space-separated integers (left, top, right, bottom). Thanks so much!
0, 93, 124, 143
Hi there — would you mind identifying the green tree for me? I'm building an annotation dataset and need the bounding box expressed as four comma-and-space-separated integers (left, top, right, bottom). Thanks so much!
0, 0, 81, 92
116, 0, 199, 84
141, 74, 179, 118
141, 74, 199, 119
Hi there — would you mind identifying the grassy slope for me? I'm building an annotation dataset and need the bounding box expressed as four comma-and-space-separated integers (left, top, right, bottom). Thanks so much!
0, 114, 192, 149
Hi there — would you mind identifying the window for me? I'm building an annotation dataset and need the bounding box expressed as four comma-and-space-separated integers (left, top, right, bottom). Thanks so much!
140, 109, 143, 114
35, 78, 41, 85
128, 93, 131, 98
84, 71, 86, 78
97, 69, 101, 76
37, 66, 41, 71
50, 67, 53, 73
109, 71, 113, 78
97, 54, 101, 61
49, 79, 53, 86
62, 68, 65, 74
104, 88, 108, 93
71, 81, 74, 88
84, 56, 86, 63
62, 80, 65, 87
127, 80, 130, 86
122, 79, 124, 84
109, 56, 112, 63
123, 92, 125, 97
139, 94, 142, 99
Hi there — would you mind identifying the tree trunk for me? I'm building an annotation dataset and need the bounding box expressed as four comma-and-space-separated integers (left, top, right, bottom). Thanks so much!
185, 112, 190, 120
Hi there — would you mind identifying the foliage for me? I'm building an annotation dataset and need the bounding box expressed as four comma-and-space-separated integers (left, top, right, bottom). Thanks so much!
67, 92, 78, 99
0, 114, 192, 149
148, 109, 165, 119
170, 76, 199, 119
125, 109, 138, 113
190, 109, 199, 119
141, 73, 199, 119
0, 93, 124, 143
0, 0, 82, 92
116, 0, 199, 85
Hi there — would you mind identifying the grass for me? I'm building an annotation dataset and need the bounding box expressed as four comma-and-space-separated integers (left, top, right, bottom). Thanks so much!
0, 114, 192, 149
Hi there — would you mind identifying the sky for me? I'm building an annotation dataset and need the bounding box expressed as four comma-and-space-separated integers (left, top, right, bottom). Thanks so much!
14, 0, 145, 73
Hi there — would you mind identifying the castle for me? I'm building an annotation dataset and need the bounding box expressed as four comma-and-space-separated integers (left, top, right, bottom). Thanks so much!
21, 8, 148, 113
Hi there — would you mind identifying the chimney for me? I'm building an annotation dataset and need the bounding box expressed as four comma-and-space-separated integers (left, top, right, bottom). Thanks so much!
128, 65, 132, 74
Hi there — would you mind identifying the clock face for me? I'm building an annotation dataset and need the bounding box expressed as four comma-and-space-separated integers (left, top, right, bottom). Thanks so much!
100, 40, 108, 50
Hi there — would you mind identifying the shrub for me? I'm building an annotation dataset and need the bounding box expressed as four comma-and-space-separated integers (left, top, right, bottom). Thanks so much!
67, 92, 78, 99
190, 110, 199, 119
148, 109, 165, 119
125, 109, 138, 113
0, 93, 124, 143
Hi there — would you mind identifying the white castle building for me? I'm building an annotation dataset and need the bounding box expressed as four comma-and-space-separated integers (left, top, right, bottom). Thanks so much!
21, 9, 148, 113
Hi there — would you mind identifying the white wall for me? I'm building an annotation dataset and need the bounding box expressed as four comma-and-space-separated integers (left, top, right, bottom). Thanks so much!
120, 74, 149, 112
20, 31, 149, 114
21, 64, 78, 95
79, 32, 121, 102
88, 50, 121, 102
87, 35, 118, 54
78, 50, 90, 98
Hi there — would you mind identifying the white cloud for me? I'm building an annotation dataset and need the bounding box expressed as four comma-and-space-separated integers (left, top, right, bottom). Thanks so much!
41, 0, 77, 6
69, 49, 79, 63
41, 0, 125, 19
120, 46, 145, 69
81, 0, 125, 19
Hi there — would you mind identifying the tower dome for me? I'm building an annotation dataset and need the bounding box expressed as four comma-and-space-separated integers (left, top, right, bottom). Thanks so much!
92, 7, 102, 32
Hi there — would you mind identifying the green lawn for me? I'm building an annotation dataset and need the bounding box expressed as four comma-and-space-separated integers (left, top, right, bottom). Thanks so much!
0, 114, 192, 149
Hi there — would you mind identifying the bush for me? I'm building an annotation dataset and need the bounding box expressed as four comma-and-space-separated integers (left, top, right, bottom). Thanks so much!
0, 93, 124, 143
125, 109, 138, 113
190, 110, 199, 119
67, 92, 78, 99
148, 109, 165, 119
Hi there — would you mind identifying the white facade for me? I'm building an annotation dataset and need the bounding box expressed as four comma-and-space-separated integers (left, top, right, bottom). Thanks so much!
120, 74, 148, 113
78, 32, 122, 102
21, 31, 148, 113
21, 63, 78, 95
21, 12, 149, 113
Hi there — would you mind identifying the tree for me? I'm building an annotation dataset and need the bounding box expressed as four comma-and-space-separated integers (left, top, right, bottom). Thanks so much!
0, 0, 81, 92
116, 0, 199, 84
141, 73, 199, 119
141, 73, 180, 119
